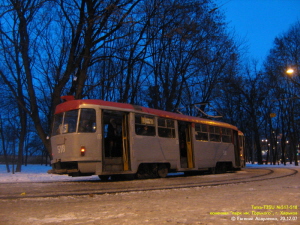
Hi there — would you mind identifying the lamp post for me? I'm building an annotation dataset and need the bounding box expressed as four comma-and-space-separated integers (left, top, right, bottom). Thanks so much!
285, 67, 299, 166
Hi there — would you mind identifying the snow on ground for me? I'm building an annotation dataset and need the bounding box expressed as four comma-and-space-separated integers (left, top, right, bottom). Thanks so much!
0, 162, 298, 183
0, 164, 99, 183
1, 163, 299, 225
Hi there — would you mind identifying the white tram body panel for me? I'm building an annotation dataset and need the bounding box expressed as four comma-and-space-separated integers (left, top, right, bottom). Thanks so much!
49, 97, 243, 178
131, 135, 179, 168
193, 142, 231, 168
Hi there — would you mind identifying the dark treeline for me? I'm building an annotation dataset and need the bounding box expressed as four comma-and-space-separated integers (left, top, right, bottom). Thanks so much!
0, 0, 299, 172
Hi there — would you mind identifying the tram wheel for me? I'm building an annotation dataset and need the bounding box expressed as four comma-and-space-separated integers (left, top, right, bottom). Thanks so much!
157, 164, 168, 178
98, 175, 110, 181
209, 167, 216, 174
215, 162, 227, 174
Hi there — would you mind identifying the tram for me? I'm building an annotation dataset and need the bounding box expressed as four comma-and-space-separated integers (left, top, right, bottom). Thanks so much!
238, 130, 246, 168
49, 96, 245, 180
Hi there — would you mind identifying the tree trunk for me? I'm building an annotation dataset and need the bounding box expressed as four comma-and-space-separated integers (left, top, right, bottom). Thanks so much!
0, 116, 10, 173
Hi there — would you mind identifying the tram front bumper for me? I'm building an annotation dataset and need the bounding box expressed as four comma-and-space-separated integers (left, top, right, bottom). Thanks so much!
47, 168, 79, 175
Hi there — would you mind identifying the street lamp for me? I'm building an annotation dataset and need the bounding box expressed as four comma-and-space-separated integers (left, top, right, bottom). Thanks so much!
261, 139, 269, 164
286, 68, 294, 75
285, 67, 300, 88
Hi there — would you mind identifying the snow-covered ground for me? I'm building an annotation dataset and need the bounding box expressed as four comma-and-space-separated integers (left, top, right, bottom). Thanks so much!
1, 163, 299, 225
0, 164, 99, 183
0, 162, 298, 183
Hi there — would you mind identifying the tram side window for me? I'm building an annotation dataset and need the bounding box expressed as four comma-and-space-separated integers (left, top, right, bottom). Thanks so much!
209, 126, 221, 142
195, 123, 208, 141
222, 128, 232, 143
52, 113, 63, 136
78, 109, 96, 133
158, 118, 175, 138
135, 114, 155, 136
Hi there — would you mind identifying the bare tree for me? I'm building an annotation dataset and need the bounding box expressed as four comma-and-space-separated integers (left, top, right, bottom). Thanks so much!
144, 0, 235, 112
58, 0, 142, 100
0, 0, 142, 161
0, 0, 245, 166
0, 115, 10, 172
0, 0, 42, 171
219, 62, 269, 164
264, 20, 300, 166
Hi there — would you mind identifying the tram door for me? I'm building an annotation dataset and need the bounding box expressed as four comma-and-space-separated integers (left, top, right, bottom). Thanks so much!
102, 110, 130, 172
233, 130, 241, 167
178, 121, 194, 169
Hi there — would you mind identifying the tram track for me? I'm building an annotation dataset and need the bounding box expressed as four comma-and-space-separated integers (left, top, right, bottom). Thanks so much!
0, 168, 297, 200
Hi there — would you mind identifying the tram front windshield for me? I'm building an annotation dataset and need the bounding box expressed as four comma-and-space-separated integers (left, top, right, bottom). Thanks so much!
52, 109, 96, 136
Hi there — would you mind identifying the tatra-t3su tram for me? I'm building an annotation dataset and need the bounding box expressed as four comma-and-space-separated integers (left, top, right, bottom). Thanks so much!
49, 96, 245, 180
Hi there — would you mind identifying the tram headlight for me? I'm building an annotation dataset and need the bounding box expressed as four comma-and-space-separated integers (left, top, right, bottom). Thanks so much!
80, 146, 86, 156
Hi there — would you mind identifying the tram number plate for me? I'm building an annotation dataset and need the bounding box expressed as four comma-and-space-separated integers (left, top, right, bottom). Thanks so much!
57, 144, 66, 153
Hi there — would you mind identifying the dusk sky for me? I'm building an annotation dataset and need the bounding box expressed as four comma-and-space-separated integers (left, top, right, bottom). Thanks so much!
216, 0, 300, 64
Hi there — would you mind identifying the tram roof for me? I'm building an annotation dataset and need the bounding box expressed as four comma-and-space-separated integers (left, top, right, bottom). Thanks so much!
55, 96, 238, 130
